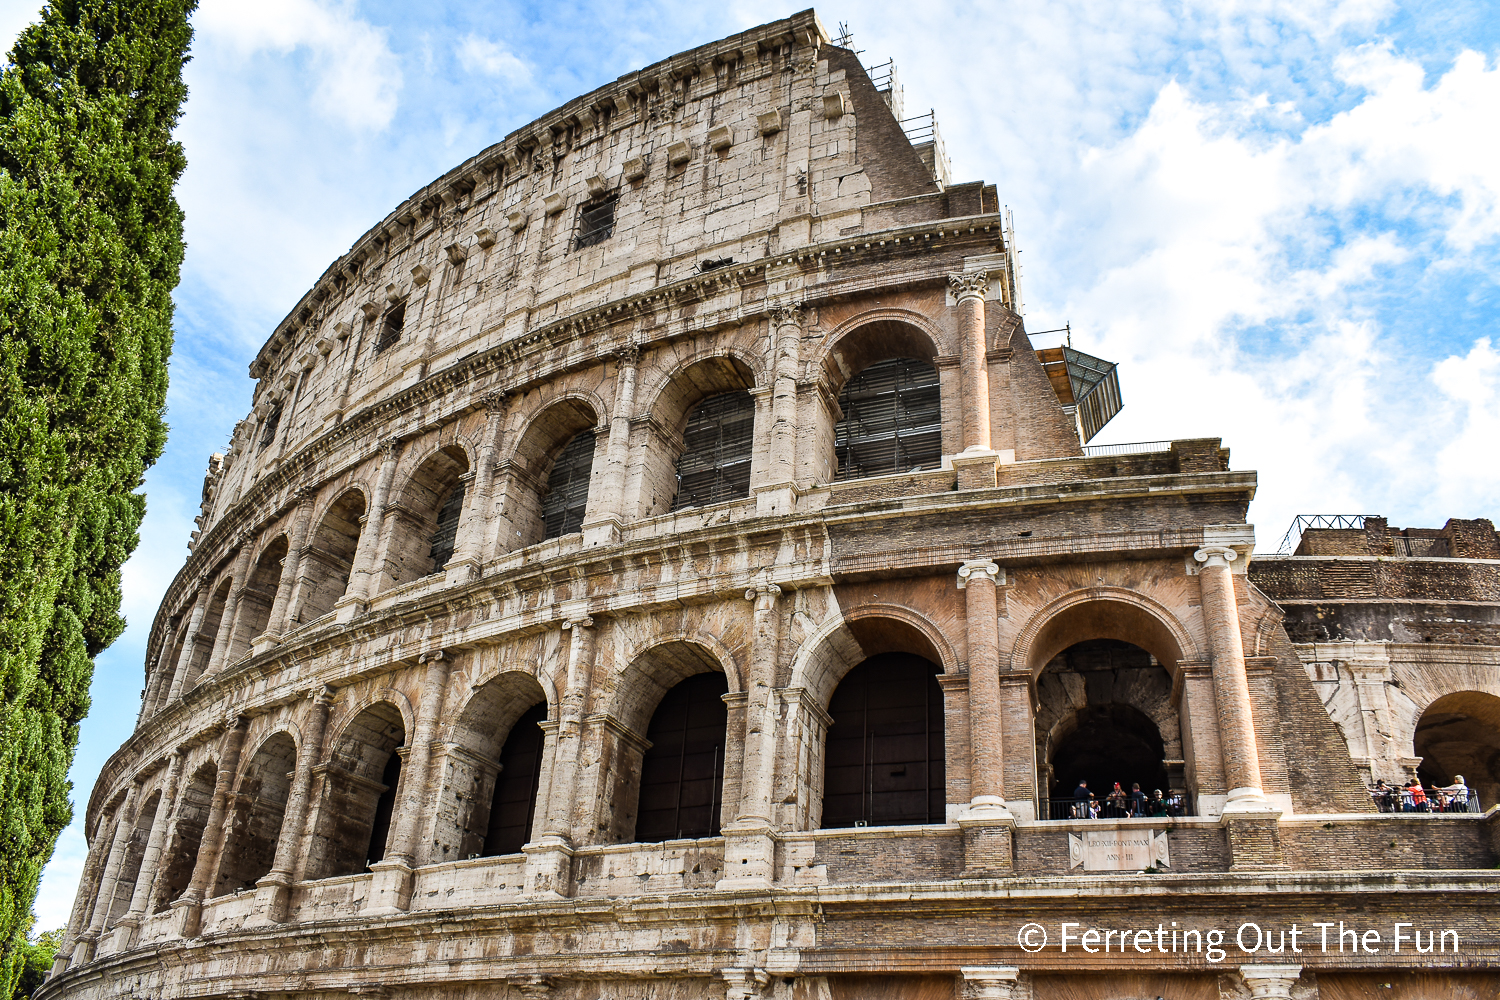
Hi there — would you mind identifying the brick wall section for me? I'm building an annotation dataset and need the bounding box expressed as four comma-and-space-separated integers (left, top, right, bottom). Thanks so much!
1012, 824, 1231, 875
1003, 331, 1085, 460
1442, 517, 1500, 558
1281, 817, 1495, 869
1262, 622, 1376, 814
812, 829, 963, 883
827, 46, 939, 203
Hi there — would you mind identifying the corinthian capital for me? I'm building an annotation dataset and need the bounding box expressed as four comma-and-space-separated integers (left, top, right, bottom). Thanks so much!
948, 271, 988, 301
769, 303, 804, 330
479, 388, 509, 416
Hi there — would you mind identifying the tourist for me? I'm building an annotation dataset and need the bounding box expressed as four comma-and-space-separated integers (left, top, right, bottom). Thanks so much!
1130, 782, 1148, 817
1072, 779, 1093, 818
1149, 789, 1168, 817
1106, 782, 1128, 817
1439, 775, 1470, 812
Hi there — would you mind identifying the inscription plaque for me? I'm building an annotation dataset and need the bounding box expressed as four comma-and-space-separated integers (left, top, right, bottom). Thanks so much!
1067, 829, 1171, 871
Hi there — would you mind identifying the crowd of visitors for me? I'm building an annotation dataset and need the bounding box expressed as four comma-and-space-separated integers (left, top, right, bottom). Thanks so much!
1369, 776, 1480, 813
1062, 779, 1187, 819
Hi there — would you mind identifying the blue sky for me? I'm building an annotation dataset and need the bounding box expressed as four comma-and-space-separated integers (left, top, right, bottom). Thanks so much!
5, 0, 1497, 929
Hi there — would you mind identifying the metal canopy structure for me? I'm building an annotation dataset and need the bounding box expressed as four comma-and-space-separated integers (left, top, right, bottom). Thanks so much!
1036, 344, 1122, 443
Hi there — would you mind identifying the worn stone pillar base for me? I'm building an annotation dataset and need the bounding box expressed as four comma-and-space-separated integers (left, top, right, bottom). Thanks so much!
1223, 812, 1286, 870
364, 859, 416, 914
169, 894, 204, 939
250, 632, 281, 657
580, 517, 623, 547
717, 821, 777, 889
247, 872, 294, 926
753, 482, 800, 517
952, 450, 1000, 491
70, 935, 98, 967
959, 813, 1016, 877
49, 951, 73, 978
104, 916, 139, 955
443, 557, 481, 586
522, 838, 575, 898
333, 594, 367, 624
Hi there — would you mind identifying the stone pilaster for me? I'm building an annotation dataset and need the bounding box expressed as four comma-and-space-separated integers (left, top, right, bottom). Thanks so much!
960, 966, 1020, 1000
448, 389, 507, 578
948, 272, 992, 453
164, 584, 210, 704
957, 559, 1007, 815
583, 346, 638, 545
109, 751, 186, 952
339, 437, 402, 619
204, 544, 255, 677
252, 686, 334, 924
73, 784, 140, 966
172, 715, 250, 938
257, 489, 316, 649
1194, 544, 1270, 813
367, 650, 452, 913
720, 582, 781, 889
139, 616, 182, 725
527, 617, 594, 896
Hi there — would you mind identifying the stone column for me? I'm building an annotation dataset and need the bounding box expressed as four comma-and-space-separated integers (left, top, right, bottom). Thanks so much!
164, 585, 211, 704
583, 347, 639, 545
948, 272, 992, 452
260, 489, 316, 642
139, 617, 182, 724
367, 650, 452, 913
447, 390, 507, 579
50, 829, 111, 975
340, 437, 402, 618
957, 560, 1007, 814
73, 783, 140, 965
203, 543, 254, 677
720, 583, 781, 889
171, 715, 249, 938
252, 686, 335, 924
1193, 545, 1269, 812
525, 617, 594, 896
1239, 965, 1303, 999
766, 306, 802, 485
109, 751, 186, 951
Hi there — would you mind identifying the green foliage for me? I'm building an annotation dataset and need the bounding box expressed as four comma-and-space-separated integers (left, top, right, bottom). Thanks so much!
10, 916, 61, 999
0, 0, 193, 991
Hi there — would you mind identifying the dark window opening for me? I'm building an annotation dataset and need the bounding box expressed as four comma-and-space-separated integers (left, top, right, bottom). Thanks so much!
375, 302, 406, 352
365, 751, 402, 867
483, 702, 547, 856
575, 198, 616, 249
1049, 703, 1168, 814
543, 430, 596, 538
672, 390, 754, 509
822, 653, 945, 828
427, 481, 467, 571
698, 257, 734, 272
258, 405, 282, 451
636, 672, 729, 841
835, 358, 941, 479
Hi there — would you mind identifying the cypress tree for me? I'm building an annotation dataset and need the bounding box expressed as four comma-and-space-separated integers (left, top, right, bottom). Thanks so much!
0, 0, 194, 989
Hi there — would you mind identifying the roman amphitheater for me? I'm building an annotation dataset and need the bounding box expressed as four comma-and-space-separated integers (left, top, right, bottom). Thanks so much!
40, 10, 1500, 1000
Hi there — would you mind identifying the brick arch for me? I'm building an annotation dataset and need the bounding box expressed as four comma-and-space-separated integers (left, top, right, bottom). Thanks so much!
609, 638, 733, 737
789, 603, 957, 713
813, 308, 946, 393
324, 687, 416, 748
1412, 690, 1500, 809
638, 351, 762, 430
503, 394, 606, 547
1010, 587, 1202, 681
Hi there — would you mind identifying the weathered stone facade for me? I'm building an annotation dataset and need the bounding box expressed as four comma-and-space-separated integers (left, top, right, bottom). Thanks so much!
40, 12, 1500, 1000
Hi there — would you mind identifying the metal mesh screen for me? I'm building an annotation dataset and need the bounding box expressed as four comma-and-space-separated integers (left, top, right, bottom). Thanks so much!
257, 405, 282, 451
834, 357, 941, 479
575, 198, 616, 249
673, 390, 754, 509
426, 481, 466, 571
375, 302, 405, 352
542, 430, 596, 538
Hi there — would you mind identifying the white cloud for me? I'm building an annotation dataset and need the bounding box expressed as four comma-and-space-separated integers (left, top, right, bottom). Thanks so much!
1431, 338, 1500, 513
457, 34, 532, 85
194, 0, 402, 132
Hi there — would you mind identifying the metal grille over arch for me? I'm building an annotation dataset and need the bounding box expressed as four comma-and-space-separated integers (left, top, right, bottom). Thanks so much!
835, 357, 941, 479
673, 390, 754, 509
542, 430, 596, 538
635, 672, 730, 842
822, 652, 946, 829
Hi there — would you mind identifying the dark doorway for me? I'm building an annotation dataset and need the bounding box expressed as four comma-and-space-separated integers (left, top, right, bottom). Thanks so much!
822, 653, 946, 828
1050, 702, 1168, 804
636, 672, 729, 841
484, 702, 547, 855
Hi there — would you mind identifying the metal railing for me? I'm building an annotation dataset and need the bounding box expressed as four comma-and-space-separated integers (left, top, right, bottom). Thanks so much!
1370, 786, 1481, 814
1043, 795, 1191, 820
1276, 514, 1370, 555
1082, 440, 1171, 458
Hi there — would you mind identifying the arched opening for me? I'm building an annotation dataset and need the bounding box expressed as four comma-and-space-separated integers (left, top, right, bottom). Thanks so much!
378, 446, 470, 590
106, 791, 161, 924
1414, 691, 1500, 810
185, 578, 233, 688
306, 702, 406, 879
822, 653, 945, 829
152, 763, 217, 913
835, 357, 942, 479
641, 355, 757, 517
216, 732, 297, 895
296, 490, 366, 624
232, 536, 290, 657
484, 702, 548, 855
673, 391, 755, 509
1035, 639, 1181, 819
436, 671, 550, 861
636, 673, 730, 842
543, 431, 596, 539
375, 300, 405, 352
